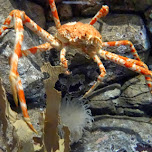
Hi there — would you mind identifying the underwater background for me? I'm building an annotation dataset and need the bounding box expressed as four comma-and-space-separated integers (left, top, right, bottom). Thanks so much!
0, 0, 152, 151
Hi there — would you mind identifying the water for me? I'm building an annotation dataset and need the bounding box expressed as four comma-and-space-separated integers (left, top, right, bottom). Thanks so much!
0, 0, 152, 152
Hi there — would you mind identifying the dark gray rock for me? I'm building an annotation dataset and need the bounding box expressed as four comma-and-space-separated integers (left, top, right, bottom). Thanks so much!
102, 0, 152, 12
15, 0, 46, 29
89, 75, 152, 117
0, 0, 16, 25
71, 116, 152, 152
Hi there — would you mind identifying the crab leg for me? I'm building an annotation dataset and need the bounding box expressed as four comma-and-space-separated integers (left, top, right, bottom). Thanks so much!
0, 11, 61, 49
98, 49, 152, 93
111, 54, 148, 69
21, 42, 52, 57
60, 47, 70, 75
102, 40, 142, 61
24, 15, 61, 49
5, 10, 37, 133
89, 5, 109, 25
102, 40, 151, 86
83, 55, 106, 98
49, 0, 61, 29
0, 9, 62, 133
0, 10, 14, 36
9, 10, 25, 107
16, 72, 37, 133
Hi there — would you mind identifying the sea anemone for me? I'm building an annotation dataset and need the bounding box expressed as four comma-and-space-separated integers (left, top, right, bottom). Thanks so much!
59, 95, 93, 144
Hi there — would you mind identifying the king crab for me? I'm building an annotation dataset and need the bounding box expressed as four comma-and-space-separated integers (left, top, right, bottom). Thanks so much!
0, 0, 152, 133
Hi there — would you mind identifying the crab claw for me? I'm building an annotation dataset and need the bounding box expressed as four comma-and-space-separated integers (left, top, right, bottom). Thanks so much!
9, 73, 18, 107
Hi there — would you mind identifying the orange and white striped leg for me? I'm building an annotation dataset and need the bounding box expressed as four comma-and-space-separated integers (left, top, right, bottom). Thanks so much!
89, 5, 109, 25
7, 10, 37, 133
107, 53, 148, 69
16, 72, 37, 133
102, 40, 142, 62
1, 9, 62, 133
9, 10, 25, 107
83, 55, 106, 98
0, 10, 61, 49
24, 15, 61, 49
0, 10, 14, 36
60, 47, 70, 75
1, 10, 62, 133
49, 0, 61, 29
98, 49, 152, 93
21, 42, 52, 57
102, 40, 151, 87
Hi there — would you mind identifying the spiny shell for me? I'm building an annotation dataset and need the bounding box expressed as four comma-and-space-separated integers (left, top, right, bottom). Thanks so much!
57, 22, 102, 46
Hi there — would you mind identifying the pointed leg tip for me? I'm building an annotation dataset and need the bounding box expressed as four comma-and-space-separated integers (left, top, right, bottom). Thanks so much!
28, 123, 38, 134
12, 92, 18, 107
30, 126, 38, 134
33, 128, 38, 134
24, 118, 38, 134
80, 93, 88, 100
79, 96, 83, 101
10, 76, 19, 107
14, 98, 18, 107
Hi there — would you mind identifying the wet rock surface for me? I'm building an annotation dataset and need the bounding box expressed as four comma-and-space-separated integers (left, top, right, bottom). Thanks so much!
71, 116, 152, 152
0, 0, 15, 24
89, 75, 152, 116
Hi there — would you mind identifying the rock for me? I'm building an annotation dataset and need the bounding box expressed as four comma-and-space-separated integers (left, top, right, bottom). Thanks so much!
144, 7, 152, 37
15, 0, 46, 29
102, 0, 152, 12
88, 83, 121, 115
119, 75, 152, 117
30, 0, 48, 6
57, 4, 73, 20
120, 75, 152, 104
89, 75, 152, 117
147, 56, 152, 70
0, 0, 16, 24
126, 0, 152, 11
71, 116, 152, 152
74, 0, 101, 16
101, 14, 150, 60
